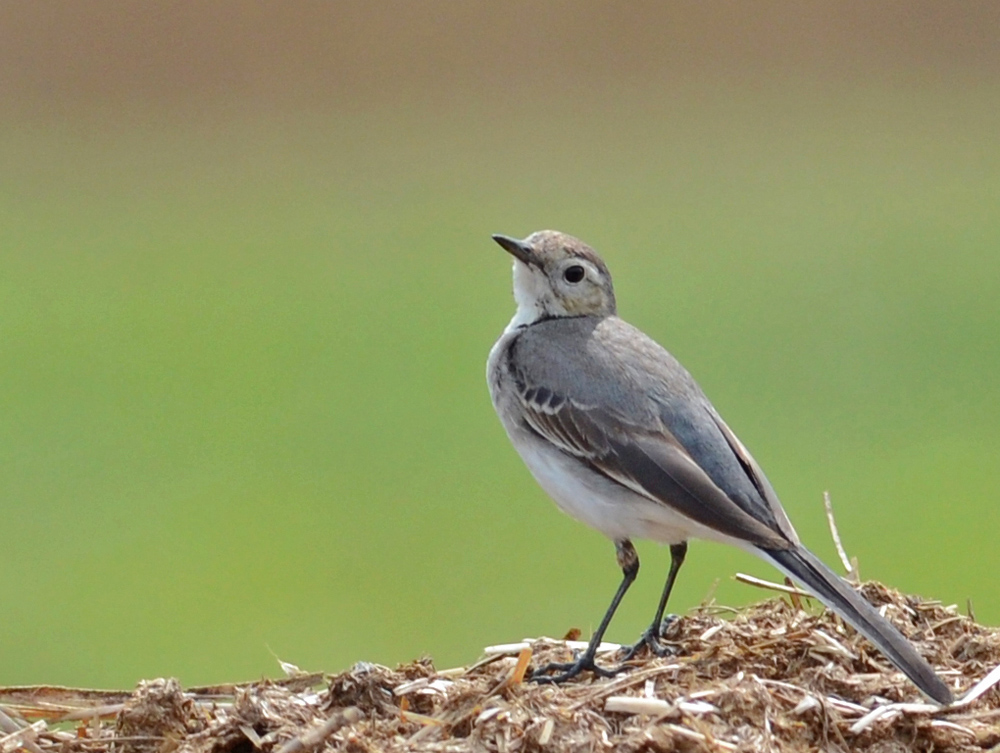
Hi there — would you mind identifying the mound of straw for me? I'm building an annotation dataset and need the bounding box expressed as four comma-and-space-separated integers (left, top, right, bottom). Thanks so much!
3, 581, 999, 753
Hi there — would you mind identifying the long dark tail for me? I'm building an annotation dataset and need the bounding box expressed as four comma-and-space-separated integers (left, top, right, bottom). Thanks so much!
761, 545, 953, 705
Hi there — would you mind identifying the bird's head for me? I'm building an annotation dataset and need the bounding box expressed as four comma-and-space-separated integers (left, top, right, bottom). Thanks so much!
493, 230, 617, 326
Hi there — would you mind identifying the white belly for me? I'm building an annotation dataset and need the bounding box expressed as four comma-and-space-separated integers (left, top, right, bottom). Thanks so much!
512, 429, 694, 544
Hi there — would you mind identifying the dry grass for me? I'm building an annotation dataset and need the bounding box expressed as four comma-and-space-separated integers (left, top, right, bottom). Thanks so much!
2, 582, 999, 753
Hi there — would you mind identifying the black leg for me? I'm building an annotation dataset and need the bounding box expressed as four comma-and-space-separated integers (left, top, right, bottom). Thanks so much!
531, 540, 640, 683
620, 541, 687, 661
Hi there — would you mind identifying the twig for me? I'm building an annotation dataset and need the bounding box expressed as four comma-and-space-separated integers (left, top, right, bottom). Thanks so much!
784, 577, 805, 611
566, 664, 684, 711
605, 696, 673, 716
0, 707, 44, 753
735, 573, 811, 597
57, 705, 125, 722
823, 491, 854, 578
950, 661, 1000, 708
849, 702, 939, 734
661, 723, 737, 751
274, 707, 362, 753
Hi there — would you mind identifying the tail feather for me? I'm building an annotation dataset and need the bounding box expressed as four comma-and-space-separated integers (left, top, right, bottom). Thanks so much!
762, 546, 953, 705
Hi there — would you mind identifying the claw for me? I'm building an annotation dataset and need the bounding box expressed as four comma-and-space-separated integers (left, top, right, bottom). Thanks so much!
619, 615, 680, 662
530, 654, 626, 684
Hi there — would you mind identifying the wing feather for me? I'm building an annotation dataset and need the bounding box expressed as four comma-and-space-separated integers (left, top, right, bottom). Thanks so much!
514, 379, 790, 549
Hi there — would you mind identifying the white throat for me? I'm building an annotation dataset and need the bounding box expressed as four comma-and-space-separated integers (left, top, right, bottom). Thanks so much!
504, 261, 548, 332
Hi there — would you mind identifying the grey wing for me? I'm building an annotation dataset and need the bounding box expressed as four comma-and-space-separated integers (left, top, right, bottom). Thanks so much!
512, 375, 793, 550
702, 407, 800, 545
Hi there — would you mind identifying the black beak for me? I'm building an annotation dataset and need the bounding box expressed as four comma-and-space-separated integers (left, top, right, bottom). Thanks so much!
492, 234, 538, 266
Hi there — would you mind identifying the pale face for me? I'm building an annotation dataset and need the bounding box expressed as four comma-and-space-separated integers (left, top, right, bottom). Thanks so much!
496, 230, 618, 329
512, 255, 613, 321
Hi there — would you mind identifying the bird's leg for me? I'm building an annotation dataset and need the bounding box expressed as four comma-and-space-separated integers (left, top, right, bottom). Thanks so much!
531, 540, 639, 683
620, 542, 687, 661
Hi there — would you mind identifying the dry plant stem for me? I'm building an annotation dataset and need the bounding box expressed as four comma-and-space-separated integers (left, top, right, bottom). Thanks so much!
3, 586, 999, 753
274, 707, 361, 753
57, 705, 126, 722
0, 705, 45, 753
0, 707, 23, 735
734, 573, 811, 596
823, 490, 855, 579
950, 661, 1000, 708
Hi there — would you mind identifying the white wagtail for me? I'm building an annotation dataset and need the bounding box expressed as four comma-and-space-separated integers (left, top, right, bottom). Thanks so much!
486, 230, 952, 704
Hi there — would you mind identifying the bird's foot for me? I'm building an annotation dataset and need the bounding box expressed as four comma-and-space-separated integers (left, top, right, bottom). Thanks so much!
619, 615, 680, 662
530, 652, 626, 684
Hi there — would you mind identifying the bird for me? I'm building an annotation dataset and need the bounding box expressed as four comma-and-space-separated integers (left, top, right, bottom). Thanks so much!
485, 229, 953, 705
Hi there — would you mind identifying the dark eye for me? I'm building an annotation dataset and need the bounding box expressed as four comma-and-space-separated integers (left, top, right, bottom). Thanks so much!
563, 265, 585, 283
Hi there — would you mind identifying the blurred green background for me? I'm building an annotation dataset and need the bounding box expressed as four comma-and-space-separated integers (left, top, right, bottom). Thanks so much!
2, 2, 998, 688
